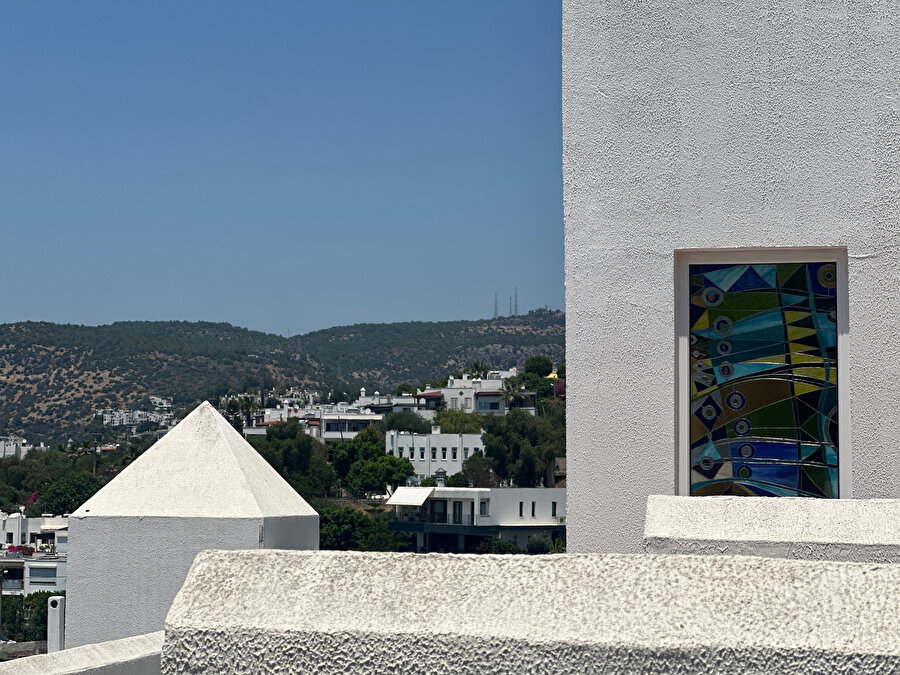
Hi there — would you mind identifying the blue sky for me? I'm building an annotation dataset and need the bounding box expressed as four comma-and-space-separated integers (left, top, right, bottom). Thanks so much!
0, 2, 562, 336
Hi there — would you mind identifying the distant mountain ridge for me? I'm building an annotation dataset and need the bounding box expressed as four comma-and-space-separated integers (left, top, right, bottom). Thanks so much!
0, 310, 564, 442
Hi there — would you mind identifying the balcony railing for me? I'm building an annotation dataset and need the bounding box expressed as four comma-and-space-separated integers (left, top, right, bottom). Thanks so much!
1, 579, 23, 591
393, 513, 490, 527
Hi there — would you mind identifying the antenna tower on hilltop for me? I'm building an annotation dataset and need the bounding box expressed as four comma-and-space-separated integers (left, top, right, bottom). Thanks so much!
514, 287, 518, 316
494, 293, 498, 319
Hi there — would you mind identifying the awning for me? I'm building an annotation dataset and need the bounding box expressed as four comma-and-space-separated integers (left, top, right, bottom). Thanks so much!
40, 525, 68, 532
387, 487, 434, 507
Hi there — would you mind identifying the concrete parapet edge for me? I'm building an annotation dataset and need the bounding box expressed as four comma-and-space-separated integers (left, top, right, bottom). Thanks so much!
0, 631, 163, 675
644, 495, 900, 562
163, 549, 900, 674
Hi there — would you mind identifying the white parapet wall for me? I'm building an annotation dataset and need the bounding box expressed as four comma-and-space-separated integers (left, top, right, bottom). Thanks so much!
163, 549, 900, 673
0, 631, 162, 675
645, 495, 900, 562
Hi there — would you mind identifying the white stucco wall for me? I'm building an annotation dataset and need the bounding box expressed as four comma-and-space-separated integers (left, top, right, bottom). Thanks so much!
0, 631, 163, 675
564, 0, 900, 552
645, 495, 900, 562
162, 549, 900, 673
261, 515, 318, 551
66, 516, 260, 647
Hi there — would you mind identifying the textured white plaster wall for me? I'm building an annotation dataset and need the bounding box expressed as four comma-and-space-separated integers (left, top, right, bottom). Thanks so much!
66, 516, 260, 647
0, 632, 162, 675
644, 495, 900, 562
564, 0, 900, 552
262, 515, 318, 550
162, 550, 900, 673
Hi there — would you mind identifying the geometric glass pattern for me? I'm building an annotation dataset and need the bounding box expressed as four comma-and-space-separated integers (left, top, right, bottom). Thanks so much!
689, 262, 838, 497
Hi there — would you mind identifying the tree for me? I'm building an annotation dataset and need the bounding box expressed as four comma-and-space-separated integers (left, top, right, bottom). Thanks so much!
394, 383, 417, 395
135, 420, 158, 434
481, 408, 562, 486
461, 450, 497, 488
318, 506, 412, 552
466, 360, 490, 379
523, 355, 553, 377
445, 472, 469, 487
514, 446, 540, 488
556, 362, 566, 379
526, 534, 552, 554
224, 399, 242, 432
346, 455, 414, 497
433, 409, 484, 434
37, 471, 100, 515
381, 410, 430, 434
475, 537, 523, 554
328, 427, 385, 480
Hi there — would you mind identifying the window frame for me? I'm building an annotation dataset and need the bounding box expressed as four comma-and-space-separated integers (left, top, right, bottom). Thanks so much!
674, 246, 851, 497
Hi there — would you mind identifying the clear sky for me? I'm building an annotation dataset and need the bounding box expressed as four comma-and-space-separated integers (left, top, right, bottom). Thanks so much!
0, 2, 562, 336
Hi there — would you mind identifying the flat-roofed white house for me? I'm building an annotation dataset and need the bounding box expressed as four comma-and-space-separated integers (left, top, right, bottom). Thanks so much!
385, 426, 484, 480
65, 401, 319, 647
387, 486, 565, 552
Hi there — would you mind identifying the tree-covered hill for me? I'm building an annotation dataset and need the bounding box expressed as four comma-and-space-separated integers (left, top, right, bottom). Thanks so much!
0, 310, 564, 442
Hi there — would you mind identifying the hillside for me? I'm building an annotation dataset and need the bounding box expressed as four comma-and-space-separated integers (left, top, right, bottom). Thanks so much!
0, 310, 564, 443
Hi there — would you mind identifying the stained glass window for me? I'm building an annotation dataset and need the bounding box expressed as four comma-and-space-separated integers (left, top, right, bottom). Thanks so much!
688, 262, 839, 497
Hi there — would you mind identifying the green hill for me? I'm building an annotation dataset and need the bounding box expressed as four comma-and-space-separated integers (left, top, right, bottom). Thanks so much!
0, 310, 564, 443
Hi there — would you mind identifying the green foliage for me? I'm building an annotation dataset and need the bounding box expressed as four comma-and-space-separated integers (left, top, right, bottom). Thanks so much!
381, 410, 430, 434
420, 477, 437, 487
482, 406, 564, 486
36, 471, 100, 516
318, 506, 413, 552
135, 420, 158, 434
445, 472, 469, 487
504, 372, 554, 401
432, 409, 484, 434
556, 362, 565, 379
461, 450, 497, 488
328, 427, 384, 480
526, 533, 552, 554
346, 455, 415, 497
249, 420, 335, 501
466, 360, 490, 379
475, 537, 523, 554
394, 383, 417, 395
224, 399, 242, 432
0, 590, 64, 642
523, 355, 553, 377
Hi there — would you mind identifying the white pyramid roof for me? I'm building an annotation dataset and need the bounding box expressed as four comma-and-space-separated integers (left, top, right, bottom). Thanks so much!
72, 402, 317, 518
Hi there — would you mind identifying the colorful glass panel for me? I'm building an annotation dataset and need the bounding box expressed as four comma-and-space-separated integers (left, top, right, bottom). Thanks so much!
688, 262, 839, 497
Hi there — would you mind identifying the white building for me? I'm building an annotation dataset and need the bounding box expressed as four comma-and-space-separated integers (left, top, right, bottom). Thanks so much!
415, 372, 536, 418
387, 486, 565, 552
66, 401, 319, 647
0, 513, 69, 597
96, 408, 172, 427
385, 426, 484, 480
246, 402, 382, 443
0, 436, 27, 459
